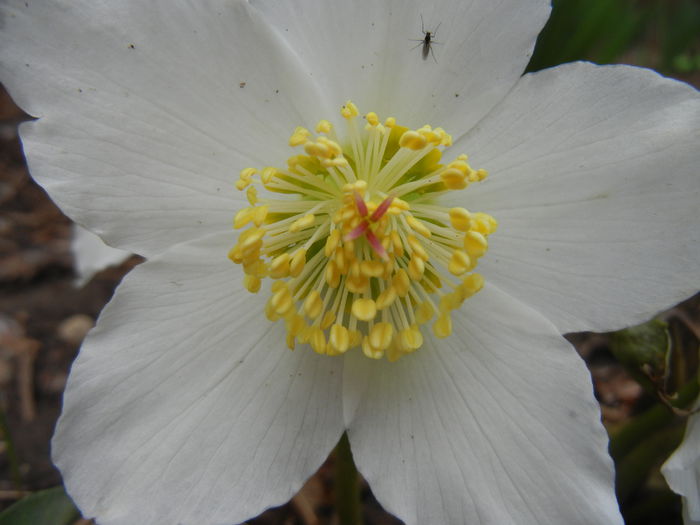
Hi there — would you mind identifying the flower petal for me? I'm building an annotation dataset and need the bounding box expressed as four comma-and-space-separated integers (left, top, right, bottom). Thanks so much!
662, 398, 700, 523
71, 225, 131, 286
454, 63, 700, 333
343, 283, 622, 525
0, 1, 325, 256
251, 0, 550, 135
53, 232, 344, 525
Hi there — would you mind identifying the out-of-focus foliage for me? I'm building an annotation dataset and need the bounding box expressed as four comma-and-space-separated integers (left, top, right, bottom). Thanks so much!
0, 487, 79, 525
528, 0, 700, 75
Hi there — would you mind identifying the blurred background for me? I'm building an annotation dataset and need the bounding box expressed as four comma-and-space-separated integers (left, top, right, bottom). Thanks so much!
0, 0, 699, 523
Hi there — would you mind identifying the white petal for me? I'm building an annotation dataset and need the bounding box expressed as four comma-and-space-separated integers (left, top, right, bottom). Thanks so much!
53, 232, 344, 525
453, 63, 700, 333
71, 225, 131, 286
251, 0, 550, 134
662, 398, 700, 523
0, 1, 325, 256
344, 284, 622, 525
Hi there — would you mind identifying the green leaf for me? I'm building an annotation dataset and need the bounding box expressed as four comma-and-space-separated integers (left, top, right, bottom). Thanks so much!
0, 486, 80, 525
609, 319, 670, 378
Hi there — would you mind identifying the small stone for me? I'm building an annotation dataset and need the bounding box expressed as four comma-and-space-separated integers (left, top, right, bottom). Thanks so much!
57, 314, 94, 345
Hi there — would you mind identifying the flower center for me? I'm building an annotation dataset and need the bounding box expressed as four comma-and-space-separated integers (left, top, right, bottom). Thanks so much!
229, 101, 497, 361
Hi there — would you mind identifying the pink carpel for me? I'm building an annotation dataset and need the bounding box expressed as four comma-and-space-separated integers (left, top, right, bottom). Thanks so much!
365, 229, 389, 261
344, 221, 369, 242
353, 191, 368, 217
370, 195, 394, 222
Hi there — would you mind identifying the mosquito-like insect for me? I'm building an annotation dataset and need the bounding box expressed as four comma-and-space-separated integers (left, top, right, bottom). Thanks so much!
410, 15, 441, 62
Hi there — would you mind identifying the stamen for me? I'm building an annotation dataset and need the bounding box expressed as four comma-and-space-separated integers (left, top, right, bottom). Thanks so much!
229, 101, 496, 361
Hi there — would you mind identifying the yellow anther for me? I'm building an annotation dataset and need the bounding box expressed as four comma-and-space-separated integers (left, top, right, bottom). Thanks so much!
449, 208, 472, 232
360, 260, 384, 278
261, 167, 277, 184
325, 260, 341, 288
240, 229, 265, 248
239, 167, 257, 181
316, 120, 333, 134
240, 240, 262, 259
351, 298, 377, 322
418, 128, 439, 144
399, 130, 428, 150
448, 159, 470, 173
406, 235, 428, 260
318, 137, 342, 156
289, 249, 307, 278
265, 300, 280, 322
369, 322, 393, 351
390, 231, 404, 258
348, 260, 361, 279
233, 207, 253, 229
408, 255, 425, 281
235, 178, 251, 191
389, 198, 410, 213
362, 336, 384, 359
341, 101, 359, 119
289, 126, 311, 146
242, 258, 265, 276
289, 213, 315, 232
400, 325, 423, 351
376, 287, 397, 310
271, 280, 287, 293
433, 313, 452, 338
287, 314, 306, 337
406, 215, 431, 238
384, 116, 396, 128
253, 205, 269, 227
269, 253, 291, 279
366, 112, 379, 126
448, 250, 471, 276
416, 301, 434, 324
310, 327, 326, 354
333, 249, 348, 274
471, 212, 498, 235
297, 325, 311, 344
286, 332, 296, 351
440, 168, 468, 190
325, 157, 349, 167
464, 231, 488, 258
303, 290, 323, 319
392, 269, 410, 297
244, 274, 261, 293
382, 260, 395, 280
320, 311, 336, 330
439, 292, 462, 313
227, 245, 242, 264
329, 324, 350, 354
271, 286, 294, 315
459, 273, 485, 298
246, 186, 258, 205
440, 131, 453, 147
306, 141, 333, 159
346, 274, 369, 294
325, 229, 341, 256
474, 168, 488, 181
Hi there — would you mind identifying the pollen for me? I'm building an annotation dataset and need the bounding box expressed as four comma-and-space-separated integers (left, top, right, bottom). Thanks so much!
229, 101, 496, 361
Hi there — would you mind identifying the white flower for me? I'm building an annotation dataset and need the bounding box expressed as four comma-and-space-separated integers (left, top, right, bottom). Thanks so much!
72, 225, 131, 286
663, 399, 700, 524
1, 1, 698, 524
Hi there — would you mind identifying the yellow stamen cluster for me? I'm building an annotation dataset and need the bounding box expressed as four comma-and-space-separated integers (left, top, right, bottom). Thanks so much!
229, 101, 497, 361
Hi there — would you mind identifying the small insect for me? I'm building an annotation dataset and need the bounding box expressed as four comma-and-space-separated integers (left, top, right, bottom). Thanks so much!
411, 15, 441, 62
